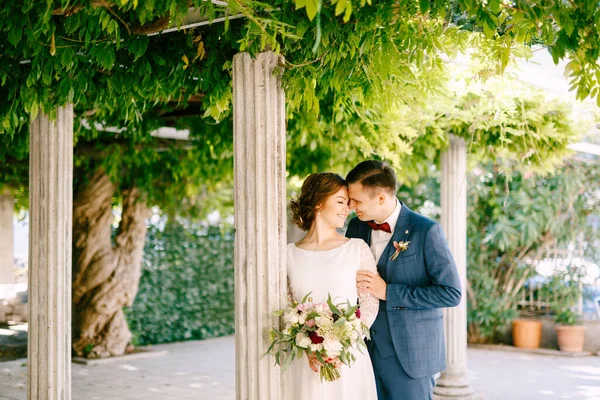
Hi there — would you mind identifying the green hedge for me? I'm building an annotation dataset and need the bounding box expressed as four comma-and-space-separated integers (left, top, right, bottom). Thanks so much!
126, 221, 235, 345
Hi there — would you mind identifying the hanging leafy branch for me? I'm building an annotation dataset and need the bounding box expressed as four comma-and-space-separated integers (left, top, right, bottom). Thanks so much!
2, 0, 597, 135
1, 0, 596, 212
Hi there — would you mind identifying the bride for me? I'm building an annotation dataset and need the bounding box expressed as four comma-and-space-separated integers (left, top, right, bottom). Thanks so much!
284, 172, 379, 400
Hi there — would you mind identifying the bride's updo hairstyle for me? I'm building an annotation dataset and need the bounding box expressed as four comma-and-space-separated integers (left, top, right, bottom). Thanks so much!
290, 172, 347, 231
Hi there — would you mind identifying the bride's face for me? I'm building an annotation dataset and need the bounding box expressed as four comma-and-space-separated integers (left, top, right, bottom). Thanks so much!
316, 187, 350, 228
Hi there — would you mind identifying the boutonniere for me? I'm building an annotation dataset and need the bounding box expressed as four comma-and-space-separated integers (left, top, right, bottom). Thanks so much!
390, 241, 410, 261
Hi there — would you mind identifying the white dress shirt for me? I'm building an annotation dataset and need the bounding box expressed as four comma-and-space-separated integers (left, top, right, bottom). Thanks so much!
370, 199, 402, 263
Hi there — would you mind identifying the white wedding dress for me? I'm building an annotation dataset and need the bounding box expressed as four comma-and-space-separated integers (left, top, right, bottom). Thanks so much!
284, 238, 379, 400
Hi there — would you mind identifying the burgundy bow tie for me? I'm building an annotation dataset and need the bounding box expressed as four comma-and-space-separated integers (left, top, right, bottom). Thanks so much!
367, 221, 391, 233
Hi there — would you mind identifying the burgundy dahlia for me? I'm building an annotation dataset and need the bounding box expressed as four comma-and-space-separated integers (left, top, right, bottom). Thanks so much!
355, 308, 361, 319
308, 331, 324, 344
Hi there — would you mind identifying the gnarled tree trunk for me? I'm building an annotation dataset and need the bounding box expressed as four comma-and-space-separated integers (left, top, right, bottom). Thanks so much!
72, 169, 151, 358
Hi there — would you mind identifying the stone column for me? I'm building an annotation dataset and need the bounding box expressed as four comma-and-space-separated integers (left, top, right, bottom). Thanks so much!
28, 105, 73, 400
434, 135, 477, 399
233, 52, 286, 400
0, 193, 14, 284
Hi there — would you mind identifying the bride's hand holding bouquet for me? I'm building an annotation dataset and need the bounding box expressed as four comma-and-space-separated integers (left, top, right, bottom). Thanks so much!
266, 293, 370, 382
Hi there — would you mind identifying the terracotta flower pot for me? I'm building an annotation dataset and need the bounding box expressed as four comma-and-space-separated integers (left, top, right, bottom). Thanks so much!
555, 325, 586, 352
512, 319, 542, 349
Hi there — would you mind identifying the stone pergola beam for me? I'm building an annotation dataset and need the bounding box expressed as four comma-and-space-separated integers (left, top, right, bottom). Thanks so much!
28, 105, 73, 400
233, 52, 286, 400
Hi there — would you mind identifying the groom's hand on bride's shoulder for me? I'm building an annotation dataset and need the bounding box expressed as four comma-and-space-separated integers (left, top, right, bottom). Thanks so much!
356, 271, 386, 301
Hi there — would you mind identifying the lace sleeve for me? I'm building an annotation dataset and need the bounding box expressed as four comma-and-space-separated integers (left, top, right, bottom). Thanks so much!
357, 241, 379, 328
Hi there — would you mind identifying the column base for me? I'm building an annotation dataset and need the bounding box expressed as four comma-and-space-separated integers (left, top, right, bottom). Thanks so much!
433, 393, 483, 400
434, 371, 480, 399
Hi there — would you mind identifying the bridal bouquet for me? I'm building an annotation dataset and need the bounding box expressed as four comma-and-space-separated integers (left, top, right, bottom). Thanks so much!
266, 293, 370, 382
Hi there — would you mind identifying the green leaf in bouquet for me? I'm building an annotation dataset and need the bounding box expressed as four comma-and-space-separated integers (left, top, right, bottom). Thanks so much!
297, 348, 304, 359
356, 343, 366, 354
345, 300, 358, 317
306, 311, 321, 320
301, 292, 313, 304
343, 351, 351, 365
327, 294, 342, 315
358, 334, 368, 346
361, 324, 370, 340
282, 352, 294, 372
315, 351, 326, 364
333, 317, 347, 328
272, 309, 285, 316
265, 337, 278, 356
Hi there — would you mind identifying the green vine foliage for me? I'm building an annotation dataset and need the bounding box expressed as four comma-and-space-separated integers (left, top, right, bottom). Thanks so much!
126, 221, 235, 345
386, 75, 582, 185
467, 159, 599, 342
1, 0, 597, 211
73, 113, 235, 217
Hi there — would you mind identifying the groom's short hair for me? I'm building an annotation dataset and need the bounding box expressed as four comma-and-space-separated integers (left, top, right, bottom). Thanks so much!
346, 160, 397, 196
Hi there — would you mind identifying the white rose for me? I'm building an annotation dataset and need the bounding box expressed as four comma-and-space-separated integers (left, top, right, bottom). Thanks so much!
298, 313, 307, 325
315, 316, 333, 328
295, 332, 312, 348
314, 304, 325, 314
322, 337, 343, 357
309, 343, 323, 352
285, 309, 300, 325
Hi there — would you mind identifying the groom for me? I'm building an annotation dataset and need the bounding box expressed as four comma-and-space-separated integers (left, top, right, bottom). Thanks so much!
346, 160, 462, 400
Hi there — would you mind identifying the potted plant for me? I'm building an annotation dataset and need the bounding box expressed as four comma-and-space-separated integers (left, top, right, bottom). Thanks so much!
542, 267, 586, 352
512, 318, 543, 349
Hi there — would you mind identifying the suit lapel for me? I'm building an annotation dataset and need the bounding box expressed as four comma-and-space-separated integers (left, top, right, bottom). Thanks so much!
379, 202, 412, 280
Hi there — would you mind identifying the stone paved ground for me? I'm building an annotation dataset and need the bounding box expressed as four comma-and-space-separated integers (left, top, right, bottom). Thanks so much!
1, 336, 600, 399
0, 336, 235, 400
468, 347, 600, 400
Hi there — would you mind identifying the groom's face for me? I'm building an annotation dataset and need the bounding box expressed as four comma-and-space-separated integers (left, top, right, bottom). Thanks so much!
348, 183, 382, 221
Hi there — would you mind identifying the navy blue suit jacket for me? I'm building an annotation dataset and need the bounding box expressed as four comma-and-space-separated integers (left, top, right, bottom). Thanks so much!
346, 202, 462, 379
